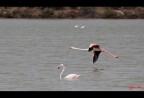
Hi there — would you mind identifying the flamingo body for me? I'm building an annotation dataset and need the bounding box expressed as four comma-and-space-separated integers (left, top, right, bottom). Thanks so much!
64, 74, 80, 80
88, 43, 102, 63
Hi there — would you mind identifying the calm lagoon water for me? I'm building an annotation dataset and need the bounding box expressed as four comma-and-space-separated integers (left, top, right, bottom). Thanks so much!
0, 19, 143, 91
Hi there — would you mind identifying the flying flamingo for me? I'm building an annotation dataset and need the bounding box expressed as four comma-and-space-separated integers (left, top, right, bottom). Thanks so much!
70, 43, 119, 63
58, 64, 80, 81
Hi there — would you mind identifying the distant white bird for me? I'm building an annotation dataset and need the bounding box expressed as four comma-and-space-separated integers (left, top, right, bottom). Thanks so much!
58, 64, 80, 81
80, 26, 85, 28
74, 25, 79, 28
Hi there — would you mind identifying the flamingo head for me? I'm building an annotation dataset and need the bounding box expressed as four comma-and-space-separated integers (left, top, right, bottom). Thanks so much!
88, 43, 100, 52
88, 46, 94, 52
58, 64, 64, 69
89, 43, 97, 48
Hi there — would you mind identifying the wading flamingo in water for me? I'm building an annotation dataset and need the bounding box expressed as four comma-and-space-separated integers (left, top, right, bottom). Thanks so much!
70, 43, 119, 63
58, 64, 80, 81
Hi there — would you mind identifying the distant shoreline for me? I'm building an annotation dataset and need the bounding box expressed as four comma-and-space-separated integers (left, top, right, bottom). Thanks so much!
0, 7, 144, 19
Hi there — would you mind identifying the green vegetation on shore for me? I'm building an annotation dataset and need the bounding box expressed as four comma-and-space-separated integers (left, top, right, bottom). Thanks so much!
0, 7, 144, 19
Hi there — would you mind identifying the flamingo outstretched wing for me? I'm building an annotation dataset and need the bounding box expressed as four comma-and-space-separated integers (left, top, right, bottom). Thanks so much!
93, 51, 101, 63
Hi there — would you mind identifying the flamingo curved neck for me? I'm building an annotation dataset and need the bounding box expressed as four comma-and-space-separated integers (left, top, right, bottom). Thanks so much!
70, 47, 88, 51
60, 66, 65, 80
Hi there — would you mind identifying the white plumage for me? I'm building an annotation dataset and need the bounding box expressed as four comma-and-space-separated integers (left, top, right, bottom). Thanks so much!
58, 64, 80, 81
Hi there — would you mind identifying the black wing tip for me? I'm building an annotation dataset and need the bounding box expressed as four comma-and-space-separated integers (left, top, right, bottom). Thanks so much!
93, 55, 97, 63
93, 51, 101, 63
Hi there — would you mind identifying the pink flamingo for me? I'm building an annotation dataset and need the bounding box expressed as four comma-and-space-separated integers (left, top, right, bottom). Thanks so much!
70, 43, 119, 63
58, 64, 80, 81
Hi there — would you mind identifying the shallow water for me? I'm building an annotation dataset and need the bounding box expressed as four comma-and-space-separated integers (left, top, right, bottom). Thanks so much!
0, 19, 143, 91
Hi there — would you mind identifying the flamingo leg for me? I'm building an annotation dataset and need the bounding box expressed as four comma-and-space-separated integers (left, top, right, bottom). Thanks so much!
101, 48, 119, 58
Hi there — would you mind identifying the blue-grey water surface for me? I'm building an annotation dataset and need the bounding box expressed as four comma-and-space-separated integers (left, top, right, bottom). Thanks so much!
0, 19, 143, 91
